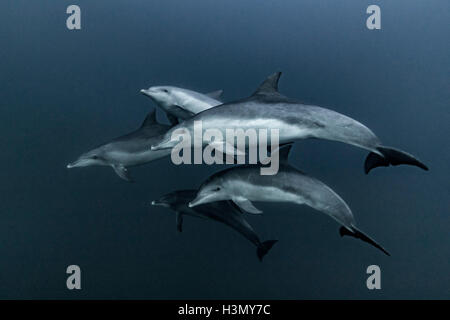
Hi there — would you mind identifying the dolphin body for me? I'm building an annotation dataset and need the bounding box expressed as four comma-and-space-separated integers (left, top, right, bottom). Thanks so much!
67, 110, 171, 182
151, 72, 428, 174
140, 86, 223, 125
189, 145, 390, 256
152, 190, 277, 261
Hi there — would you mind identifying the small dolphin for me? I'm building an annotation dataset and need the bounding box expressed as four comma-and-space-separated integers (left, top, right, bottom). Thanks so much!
152, 189, 277, 261
151, 72, 428, 174
189, 145, 390, 256
67, 110, 171, 182
140, 86, 223, 125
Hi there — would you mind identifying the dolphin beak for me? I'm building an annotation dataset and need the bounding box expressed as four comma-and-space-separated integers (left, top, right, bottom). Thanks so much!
151, 143, 169, 151
140, 89, 153, 97
151, 200, 169, 207
66, 162, 76, 169
189, 190, 222, 207
189, 195, 206, 208
151, 138, 176, 151
66, 158, 87, 169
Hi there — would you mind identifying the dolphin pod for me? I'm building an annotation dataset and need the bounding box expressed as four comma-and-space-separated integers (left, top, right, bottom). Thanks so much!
152, 190, 277, 261
151, 72, 428, 174
188, 145, 390, 256
68, 72, 429, 260
67, 87, 222, 181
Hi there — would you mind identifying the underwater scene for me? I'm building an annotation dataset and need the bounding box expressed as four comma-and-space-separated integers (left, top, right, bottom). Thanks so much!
0, 0, 449, 299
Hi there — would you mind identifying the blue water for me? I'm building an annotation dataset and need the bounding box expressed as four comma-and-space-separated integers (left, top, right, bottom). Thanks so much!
0, 0, 448, 299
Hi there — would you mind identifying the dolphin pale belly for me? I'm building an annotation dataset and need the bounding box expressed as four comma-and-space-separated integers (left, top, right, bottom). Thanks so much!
152, 190, 277, 261
189, 145, 390, 256
151, 72, 428, 174
141, 86, 223, 125
67, 109, 171, 182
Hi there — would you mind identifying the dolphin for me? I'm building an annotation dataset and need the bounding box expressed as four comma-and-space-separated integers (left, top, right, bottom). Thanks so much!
189, 145, 390, 256
67, 109, 171, 182
151, 72, 428, 174
151, 189, 277, 261
140, 86, 223, 125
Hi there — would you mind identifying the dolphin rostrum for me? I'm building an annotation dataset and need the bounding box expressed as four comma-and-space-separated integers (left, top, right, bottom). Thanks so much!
67, 109, 171, 182
151, 189, 277, 261
151, 72, 428, 174
140, 86, 223, 125
189, 145, 390, 256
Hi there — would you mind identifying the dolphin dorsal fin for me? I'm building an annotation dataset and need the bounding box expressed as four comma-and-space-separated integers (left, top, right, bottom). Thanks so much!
253, 72, 282, 95
276, 144, 292, 164
205, 89, 223, 100
140, 110, 158, 128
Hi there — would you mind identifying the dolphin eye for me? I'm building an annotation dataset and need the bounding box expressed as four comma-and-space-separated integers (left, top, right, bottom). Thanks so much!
92, 155, 99, 160
161, 88, 169, 93
213, 187, 221, 192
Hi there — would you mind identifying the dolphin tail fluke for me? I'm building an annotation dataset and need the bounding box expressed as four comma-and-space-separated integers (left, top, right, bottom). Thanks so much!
339, 226, 390, 256
364, 146, 428, 174
256, 240, 278, 261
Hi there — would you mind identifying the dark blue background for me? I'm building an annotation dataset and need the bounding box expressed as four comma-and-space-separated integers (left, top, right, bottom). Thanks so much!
0, 0, 448, 298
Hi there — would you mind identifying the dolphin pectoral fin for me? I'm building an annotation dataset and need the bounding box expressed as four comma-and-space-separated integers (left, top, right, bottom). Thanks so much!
339, 226, 390, 256
257, 240, 278, 262
166, 113, 180, 126
205, 89, 223, 100
112, 165, 133, 182
176, 212, 183, 232
228, 200, 245, 214
170, 105, 196, 120
232, 197, 263, 215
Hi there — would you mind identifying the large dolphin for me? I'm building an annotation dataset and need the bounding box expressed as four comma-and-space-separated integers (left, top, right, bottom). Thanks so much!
140, 86, 223, 125
67, 110, 171, 182
151, 189, 277, 261
189, 145, 390, 256
151, 72, 428, 174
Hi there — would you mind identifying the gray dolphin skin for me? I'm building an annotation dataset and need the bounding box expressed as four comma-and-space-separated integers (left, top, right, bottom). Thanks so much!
151, 189, 277, 261
140, 86, 223, 125
189, 145, 390, 256
67, 110, 171, 182
151, 72, 428, 174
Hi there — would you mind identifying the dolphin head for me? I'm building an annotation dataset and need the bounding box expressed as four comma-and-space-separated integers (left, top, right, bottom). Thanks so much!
189, 177, 229, 208
140, 86, 177, 109
151, 194, 174, 209
67, 148, 107, 169
151, 190, 197, 211
151, 125, 190, 151
150, 135, 177, 151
